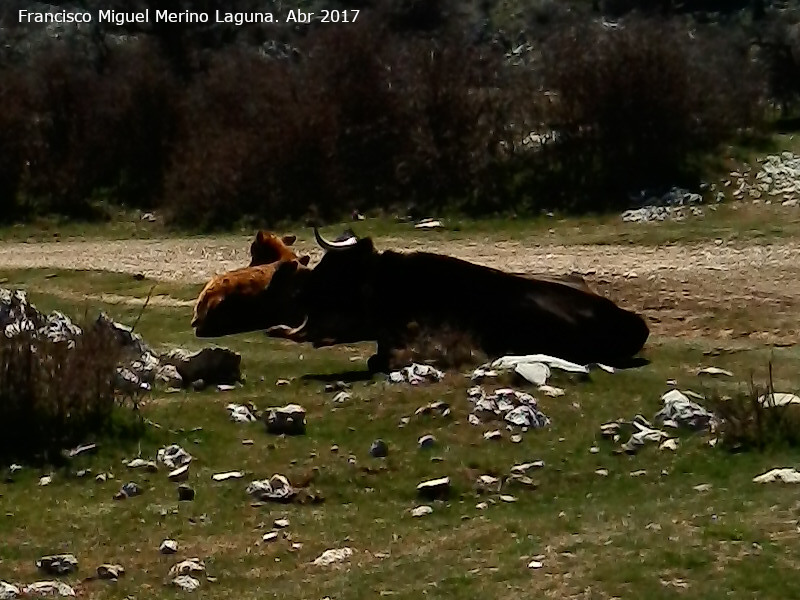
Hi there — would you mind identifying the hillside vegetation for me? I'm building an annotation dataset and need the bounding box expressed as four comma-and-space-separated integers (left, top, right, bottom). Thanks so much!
1, 0, 799, 229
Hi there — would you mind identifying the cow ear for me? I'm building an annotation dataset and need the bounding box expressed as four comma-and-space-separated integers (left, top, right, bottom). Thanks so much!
273, 259, 299, 284
282, 234, 297, 246
256, 230, 266, 243
299, 254, 311, 266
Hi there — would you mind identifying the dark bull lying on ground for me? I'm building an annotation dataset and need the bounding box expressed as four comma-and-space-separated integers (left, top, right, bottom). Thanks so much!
191, 229, 650, 372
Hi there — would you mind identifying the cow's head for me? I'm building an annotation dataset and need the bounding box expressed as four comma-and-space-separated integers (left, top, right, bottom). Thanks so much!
191, 260, 309, 338
249, 230, 311, 267
282, 227, 381, 340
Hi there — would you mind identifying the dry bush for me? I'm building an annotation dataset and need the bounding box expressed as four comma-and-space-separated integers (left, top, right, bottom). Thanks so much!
16, 40, 176, 218
755, 17, 800, 118
705, 364, 800, 452
522, 18, 764, 211
0, 316, 137, 464
0, 67, 28, 223
164, 18, 514, 230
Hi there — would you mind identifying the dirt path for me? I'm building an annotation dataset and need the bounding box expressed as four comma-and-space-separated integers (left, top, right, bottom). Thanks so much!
1, 236, 798, 282
1, 236, 799, 343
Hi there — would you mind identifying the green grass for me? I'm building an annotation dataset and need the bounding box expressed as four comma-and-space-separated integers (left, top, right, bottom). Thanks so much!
4, 200, 800, 249
2, 271, 800, 598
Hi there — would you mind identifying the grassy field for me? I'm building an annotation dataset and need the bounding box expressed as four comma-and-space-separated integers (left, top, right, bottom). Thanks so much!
2, 263, 800, 599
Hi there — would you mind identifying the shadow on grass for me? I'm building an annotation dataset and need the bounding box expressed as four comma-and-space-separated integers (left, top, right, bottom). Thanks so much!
300, 369, 376, 384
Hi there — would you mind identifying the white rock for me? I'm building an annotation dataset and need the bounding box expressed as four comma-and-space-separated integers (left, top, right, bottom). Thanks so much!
0, 582, 19, 599
168, 464, 190, 482
274, 518, 290, 529
212, 471, 244, 482
414, 219, 444, 229
312, 547, 353, 566
511, 461, 544, 474
36, 555, 78, 575
484, 430, 502, 441
411, 505, 433, 518
39, 475, 52, 487
418, 434, 436, 449
514, 362, 550, 386
127, 459, 158, 472
537, 385, 565, 397
168, 558, 205, 577
527, 560, 543, 569
262, 532, 279, 543
226, 403, 256, 423
697, 366, 733, 377
246, 474, 295, 502
659, 439, 679, 452
500, 495, 517, 502
758, 393, 800, 408
477, 475, 500, 487
96, 564, 125, 580
332, 391, 351, 403
265, 404, 306, 435
595, 469, 609, 477
417, 477, 451, 499
171, 576, 200, 591
753, 468, 800, 484
160, 539, 178, 554
22, 582, 75, 597
157, 444, 192, 469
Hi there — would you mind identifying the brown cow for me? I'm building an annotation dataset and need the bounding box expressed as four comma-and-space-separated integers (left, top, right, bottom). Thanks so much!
191, 231, 310, 338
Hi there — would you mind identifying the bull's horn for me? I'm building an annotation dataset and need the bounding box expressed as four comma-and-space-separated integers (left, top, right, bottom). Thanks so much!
314, 227, 357, 251
286, 315, 309, 335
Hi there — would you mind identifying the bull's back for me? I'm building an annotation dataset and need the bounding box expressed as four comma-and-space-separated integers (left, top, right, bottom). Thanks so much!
381, 251, 648, 362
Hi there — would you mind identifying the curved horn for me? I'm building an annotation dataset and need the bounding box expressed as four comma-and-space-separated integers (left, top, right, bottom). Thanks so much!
314, 227, 357, 251
285, 315, 309, 336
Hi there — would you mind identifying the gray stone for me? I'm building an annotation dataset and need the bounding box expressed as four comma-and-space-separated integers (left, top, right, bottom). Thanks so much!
161, 347, 241, 386
418, 435, 436, 450
369, 439, 389, 458
0, 581, 19, 599
21, 582, 75, 597
36, 554, 78, 576
417, 477, 451, 500
246, 475, 295, 502
96, 564, 125, 580
265, 404, 306, 435
177, 484, 195, 501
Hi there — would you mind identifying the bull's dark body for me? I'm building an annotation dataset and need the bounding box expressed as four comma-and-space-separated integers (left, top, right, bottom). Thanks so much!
297, 238, 649, 369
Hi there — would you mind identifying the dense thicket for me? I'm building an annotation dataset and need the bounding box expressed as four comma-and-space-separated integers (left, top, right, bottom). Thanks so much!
0, 0, 798, 229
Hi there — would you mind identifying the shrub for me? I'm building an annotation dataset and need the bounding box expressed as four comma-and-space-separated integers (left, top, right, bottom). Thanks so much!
705, 363, 800, 451
0, 67, 28, 223
0, 306, 141, 464
13, 40, 175, 218
520, 18, 764, 211
163, 19, 515, 230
